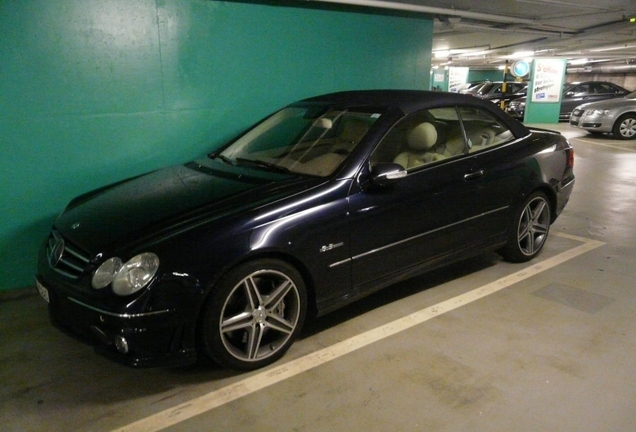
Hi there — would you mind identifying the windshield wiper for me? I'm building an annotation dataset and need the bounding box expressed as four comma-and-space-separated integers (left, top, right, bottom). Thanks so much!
235, 158, 292, 174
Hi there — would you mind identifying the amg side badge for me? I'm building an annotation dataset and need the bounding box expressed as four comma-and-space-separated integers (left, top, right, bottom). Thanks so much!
319, 242, 344, 253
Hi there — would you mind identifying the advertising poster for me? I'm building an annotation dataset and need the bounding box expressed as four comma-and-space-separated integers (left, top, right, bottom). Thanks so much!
448, 67, 469, 93
531, 59, 565, 103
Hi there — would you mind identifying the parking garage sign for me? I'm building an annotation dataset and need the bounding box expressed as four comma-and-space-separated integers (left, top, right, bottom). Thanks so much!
531, 59, 565, 103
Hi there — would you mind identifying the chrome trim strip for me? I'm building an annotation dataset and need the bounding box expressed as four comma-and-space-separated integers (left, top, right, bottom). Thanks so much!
329, 258, 352, 268
351, 206, 509, 262
59, 257, 85, 272
53, 268, 81, 279
65, 245, 90, 263
68, 297, 171, 319
561, 178, 575, 190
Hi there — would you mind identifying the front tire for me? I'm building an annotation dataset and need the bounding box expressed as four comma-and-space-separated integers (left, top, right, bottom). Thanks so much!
499, 192, 551, 263
199, 259, 307, 370
612, 114, 636, 140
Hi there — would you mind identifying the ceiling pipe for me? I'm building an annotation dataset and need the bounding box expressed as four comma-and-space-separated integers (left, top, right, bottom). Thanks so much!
567, 64, 636, 74
442, 22, 574, 37
302, 0, 537, 25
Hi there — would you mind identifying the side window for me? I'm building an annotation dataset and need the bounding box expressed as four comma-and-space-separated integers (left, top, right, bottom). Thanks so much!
513, 83, 526, 93
457, 106, 515, 153
370, 107, 466, 171
591, 83, 604, 94
597, 83, 619, 94
571, 84, 589, 96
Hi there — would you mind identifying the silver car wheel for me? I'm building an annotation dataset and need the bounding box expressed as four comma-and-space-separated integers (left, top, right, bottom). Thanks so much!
499, 192, 552, 263
613, 114, 636, 140
619, 117, 636, 139
517, 196, 550, 257
219, 269, 302, 364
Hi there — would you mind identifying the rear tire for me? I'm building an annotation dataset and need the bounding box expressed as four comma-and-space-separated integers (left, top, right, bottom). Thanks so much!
198, 259, 307, 370
499, 192, 551, 263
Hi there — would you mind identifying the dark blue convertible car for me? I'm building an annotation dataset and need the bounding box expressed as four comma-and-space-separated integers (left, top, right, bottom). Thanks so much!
36, 90, 575, 370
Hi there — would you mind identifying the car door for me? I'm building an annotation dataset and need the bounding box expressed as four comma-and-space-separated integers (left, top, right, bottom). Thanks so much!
595, 82, 627, 102
583, 82, 617, 105
562, 83, 593, 115
347, 106, 505, 291
458, 106, 526, 236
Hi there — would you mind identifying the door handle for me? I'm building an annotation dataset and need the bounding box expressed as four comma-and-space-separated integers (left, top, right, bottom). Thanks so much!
464, 169, 484, 180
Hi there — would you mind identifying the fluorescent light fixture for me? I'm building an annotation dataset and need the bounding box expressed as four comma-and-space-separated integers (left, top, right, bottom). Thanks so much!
509, 51, 535, 59
569, 58, 588, 65
433, 45, 490, 58
456, 50, 490, 57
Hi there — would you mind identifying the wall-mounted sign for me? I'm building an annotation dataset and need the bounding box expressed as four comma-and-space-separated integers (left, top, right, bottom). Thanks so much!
448, 67, 469, 93
531, 59, 566, 103
511, 60, 530, 78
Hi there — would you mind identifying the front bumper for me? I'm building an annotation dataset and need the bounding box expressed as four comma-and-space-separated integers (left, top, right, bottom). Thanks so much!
36, 276, 199, 367
569, 111, 613, 133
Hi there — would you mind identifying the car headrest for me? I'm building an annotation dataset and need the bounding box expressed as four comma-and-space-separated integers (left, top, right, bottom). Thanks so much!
407, 122, 437, 151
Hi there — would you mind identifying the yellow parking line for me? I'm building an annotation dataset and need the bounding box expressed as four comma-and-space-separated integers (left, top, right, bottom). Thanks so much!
113, 232, 604, 432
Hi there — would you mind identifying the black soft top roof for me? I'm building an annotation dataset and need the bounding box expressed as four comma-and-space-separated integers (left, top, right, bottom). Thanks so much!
301, 89, 531, 137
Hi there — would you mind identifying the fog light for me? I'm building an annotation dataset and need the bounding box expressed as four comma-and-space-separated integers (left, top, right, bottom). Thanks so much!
114, 335, 129, 354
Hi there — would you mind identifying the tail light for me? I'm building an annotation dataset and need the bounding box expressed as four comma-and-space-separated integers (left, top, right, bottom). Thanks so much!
565, 147, 574, 169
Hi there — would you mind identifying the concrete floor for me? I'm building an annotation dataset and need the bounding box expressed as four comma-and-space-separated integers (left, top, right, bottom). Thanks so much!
2, 123, 636, 432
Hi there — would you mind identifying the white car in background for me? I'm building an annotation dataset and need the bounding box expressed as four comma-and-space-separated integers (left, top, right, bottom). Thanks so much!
570, 90, 636, 140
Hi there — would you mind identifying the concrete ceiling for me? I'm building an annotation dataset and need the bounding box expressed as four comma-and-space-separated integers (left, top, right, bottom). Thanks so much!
304, 0, 636, 71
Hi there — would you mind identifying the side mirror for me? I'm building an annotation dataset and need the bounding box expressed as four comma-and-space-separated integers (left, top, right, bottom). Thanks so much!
370, 162, 407, 186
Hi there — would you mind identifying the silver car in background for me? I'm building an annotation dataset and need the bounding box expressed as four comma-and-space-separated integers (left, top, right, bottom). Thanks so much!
570, 90, 636, 140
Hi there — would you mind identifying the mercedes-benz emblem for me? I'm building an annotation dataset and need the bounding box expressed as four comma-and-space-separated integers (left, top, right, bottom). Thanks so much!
49, 237, 65, 268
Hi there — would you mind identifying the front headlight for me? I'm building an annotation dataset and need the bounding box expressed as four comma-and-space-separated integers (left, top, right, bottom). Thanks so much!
586, 109, 610, 116
112, 253, 160, 296
92, 257, 123, 289
92, 253, 160, 296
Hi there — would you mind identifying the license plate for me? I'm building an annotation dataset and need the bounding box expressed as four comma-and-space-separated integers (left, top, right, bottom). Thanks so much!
36, 280, 50, 303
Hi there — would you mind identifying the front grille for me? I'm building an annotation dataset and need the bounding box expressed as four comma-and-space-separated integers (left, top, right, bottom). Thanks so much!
47, 230, 91, 279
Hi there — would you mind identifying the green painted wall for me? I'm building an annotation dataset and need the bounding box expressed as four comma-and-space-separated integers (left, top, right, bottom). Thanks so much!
0, 0, 433, 291
468, 70, 502, 82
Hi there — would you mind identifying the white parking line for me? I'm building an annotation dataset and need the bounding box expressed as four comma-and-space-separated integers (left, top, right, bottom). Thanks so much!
113, 232, 604, 432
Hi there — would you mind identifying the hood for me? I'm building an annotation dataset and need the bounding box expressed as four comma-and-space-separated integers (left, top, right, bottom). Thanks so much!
55, 159, 318, 253
575, 97, 632, 111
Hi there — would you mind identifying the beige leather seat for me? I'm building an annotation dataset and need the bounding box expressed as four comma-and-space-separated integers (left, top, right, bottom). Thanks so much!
393, 122, 445, 169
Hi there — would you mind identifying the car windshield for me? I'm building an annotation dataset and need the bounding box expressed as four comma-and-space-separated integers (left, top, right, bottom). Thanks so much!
626, 91, 636, 99
217, 106, 381, 177
475, 83, 495, 94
